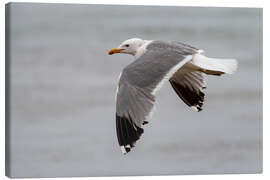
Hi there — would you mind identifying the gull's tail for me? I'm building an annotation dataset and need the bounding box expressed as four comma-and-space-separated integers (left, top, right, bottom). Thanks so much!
192, 54, 238, 75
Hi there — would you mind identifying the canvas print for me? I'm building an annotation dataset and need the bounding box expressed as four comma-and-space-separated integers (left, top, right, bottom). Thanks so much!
5, 3, 262, 178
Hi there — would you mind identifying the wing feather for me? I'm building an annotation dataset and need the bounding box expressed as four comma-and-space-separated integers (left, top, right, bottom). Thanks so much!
169, 71, 206, 111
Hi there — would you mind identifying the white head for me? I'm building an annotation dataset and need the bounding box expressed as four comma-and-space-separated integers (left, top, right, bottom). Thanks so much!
108, 38, 145, 56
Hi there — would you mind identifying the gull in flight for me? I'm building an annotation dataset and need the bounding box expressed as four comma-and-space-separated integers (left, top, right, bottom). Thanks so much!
108, 38, 237, 154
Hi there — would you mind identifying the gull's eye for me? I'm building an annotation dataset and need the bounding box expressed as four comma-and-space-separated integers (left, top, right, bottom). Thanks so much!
124, 44, 129, 47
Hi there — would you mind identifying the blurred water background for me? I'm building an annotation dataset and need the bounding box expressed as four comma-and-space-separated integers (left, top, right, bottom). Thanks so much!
7, 3, 262, 178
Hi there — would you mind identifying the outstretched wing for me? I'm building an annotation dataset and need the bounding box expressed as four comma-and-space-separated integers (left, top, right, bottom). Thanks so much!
115, 41, 197, 154
169, 71, 206, 111
116, 82, 155, 154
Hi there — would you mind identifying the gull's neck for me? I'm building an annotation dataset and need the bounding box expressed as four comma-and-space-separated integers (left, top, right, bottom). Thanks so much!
134, 40, 153, 59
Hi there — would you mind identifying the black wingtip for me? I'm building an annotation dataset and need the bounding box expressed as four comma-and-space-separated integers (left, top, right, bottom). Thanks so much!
116, 114, 144, 154
169, 80, 205, 112
143, 121, 149, 125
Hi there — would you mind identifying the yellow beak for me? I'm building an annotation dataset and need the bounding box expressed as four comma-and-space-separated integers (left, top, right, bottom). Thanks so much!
108, 48, 121, 55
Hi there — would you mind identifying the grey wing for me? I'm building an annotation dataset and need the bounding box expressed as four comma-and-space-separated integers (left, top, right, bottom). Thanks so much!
116, 42, 194, 154
116, 82, 155, 154
167, 41, 206, 110
169, 71, 206, 111
170, 41, 200, 53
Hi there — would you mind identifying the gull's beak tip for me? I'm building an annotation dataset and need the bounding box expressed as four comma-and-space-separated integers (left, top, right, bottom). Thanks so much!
108, 48, 121, 55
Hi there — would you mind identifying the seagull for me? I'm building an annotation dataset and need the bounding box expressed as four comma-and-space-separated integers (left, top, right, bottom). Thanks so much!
108, 38, 237, 155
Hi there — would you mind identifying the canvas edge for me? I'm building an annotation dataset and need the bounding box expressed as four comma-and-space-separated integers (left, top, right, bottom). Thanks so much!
5, 2, 11, 178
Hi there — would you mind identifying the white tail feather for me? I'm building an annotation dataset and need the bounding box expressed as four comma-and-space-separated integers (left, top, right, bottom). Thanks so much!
193, 54, 238, 74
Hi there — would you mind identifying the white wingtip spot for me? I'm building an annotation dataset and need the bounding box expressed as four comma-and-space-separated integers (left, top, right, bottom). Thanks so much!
191, 106, 199, 112
120, 146, 127, 155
